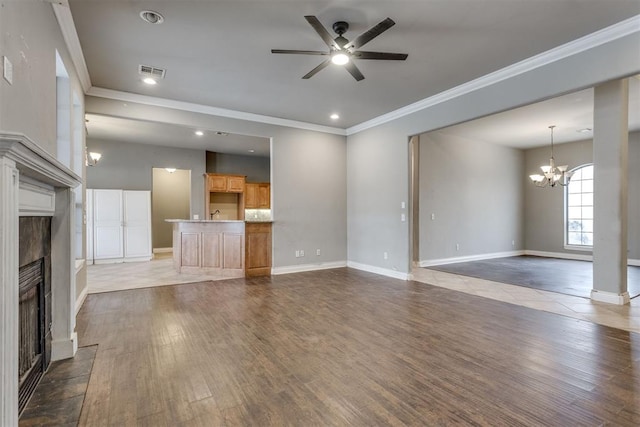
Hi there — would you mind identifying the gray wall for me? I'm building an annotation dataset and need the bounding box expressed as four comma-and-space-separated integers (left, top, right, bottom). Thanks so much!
152, 168, 191, 249
347, 31, 639, 274
86, 96, 348, 269
524, 132, 640, 259
419, 132, 524, 261
0, 1, 88, 299
86, 138, 206, 217
206, 152, 271, 182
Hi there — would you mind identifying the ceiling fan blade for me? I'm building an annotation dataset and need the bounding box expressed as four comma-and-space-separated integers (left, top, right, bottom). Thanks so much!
353, 51, 408, 60
305, 16, 341, 50
344, 62, 365, 81
345, 18, 395, 50
302, 59, 332, 79
271, 49, 329, 56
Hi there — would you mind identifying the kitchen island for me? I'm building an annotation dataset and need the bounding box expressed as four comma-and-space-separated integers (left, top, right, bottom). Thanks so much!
167, 220, 245, 277
167, 219, 272, 277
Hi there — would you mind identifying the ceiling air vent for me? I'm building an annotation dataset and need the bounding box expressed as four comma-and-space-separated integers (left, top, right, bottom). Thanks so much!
138, 65, 166, 80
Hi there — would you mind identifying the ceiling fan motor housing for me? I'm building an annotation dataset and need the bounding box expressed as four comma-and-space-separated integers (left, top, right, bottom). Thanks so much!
332, 21, 349, 35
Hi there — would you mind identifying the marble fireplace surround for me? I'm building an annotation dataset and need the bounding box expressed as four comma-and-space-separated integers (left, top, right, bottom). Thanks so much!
1, 132, 81, 426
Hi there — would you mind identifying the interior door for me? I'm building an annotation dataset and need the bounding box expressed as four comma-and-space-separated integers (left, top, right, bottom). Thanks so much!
93, 189, 124, 260
123, 191, 152, 260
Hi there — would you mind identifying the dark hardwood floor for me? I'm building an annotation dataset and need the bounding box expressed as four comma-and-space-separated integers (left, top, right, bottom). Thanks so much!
74, 268, 639, 426
428, 256, 640, 299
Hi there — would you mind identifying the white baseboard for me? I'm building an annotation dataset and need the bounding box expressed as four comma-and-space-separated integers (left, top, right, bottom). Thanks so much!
153, 247, 172, 254
347, 261, 410, 280
51, 333, 78, 361
526, 250, 640, 266
419, 250, 525, 267
590, 290, 630, 305
75, 284, 88, 315
271, 261, 347, 275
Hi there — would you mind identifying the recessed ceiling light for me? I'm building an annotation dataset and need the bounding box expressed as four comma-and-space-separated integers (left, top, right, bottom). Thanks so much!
248, 149, 255, 153
577, 128, 593, 133
140, 10, 164, 24
143, 77, 157, 85
330, 113, 340, 120
194, 130, 204, 136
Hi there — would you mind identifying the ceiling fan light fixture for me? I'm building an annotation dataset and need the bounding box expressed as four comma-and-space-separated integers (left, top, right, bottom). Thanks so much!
331, 52, 349, 65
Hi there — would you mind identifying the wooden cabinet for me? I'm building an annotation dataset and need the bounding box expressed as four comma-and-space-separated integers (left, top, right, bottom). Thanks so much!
205, 174, 246, 220
245, 222, 272, 277
170, 220, 244, 277
245, 183, 270, 209
206, 174, 245, 193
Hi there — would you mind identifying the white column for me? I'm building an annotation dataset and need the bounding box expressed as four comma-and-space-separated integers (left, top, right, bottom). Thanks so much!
0, 158, 19, 426
51, 187, 78, 360
591, 79, 629, 305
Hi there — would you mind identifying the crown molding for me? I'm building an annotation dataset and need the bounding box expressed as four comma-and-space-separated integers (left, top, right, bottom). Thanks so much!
51, 2, 92, 92
86, 87, 347, 136
346, 14, 640, 136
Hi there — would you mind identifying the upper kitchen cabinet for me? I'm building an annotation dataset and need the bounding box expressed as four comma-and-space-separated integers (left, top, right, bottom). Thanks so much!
245, 183, 270, 209
207, 174, 246, 193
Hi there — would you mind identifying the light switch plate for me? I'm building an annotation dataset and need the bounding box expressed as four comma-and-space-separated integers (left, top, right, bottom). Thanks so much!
3, 56, 13, 85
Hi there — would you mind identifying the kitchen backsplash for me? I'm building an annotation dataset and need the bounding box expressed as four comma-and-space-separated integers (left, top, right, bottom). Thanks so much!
245, 209, 272, 221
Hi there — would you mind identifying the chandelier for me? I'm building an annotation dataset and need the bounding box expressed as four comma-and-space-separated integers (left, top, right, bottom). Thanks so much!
529, 125, 572, 187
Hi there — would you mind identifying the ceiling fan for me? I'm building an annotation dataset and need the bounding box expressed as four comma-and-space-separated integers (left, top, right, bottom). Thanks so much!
271, 16, 408, 81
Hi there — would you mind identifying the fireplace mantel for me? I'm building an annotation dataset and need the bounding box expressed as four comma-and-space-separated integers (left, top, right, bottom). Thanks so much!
1, 131, 81, 426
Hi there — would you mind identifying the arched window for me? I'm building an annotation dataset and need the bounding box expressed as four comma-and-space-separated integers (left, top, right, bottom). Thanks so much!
565, 164, 593, 248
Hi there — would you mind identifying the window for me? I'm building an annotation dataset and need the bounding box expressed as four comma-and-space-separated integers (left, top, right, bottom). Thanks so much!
565, 164, 593, 248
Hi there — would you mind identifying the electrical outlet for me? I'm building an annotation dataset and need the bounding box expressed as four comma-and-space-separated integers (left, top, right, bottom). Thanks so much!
383, 252, 388, 260
431, 213, 435, 220
401, 201, 406, 209
456, 243, 460, 251
295, 250, 300, 258
400, 213, 406, 222
316, 249, 321, 256
300, 250, 305, 257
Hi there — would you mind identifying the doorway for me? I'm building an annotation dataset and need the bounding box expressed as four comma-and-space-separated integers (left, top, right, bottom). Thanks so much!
152, 168, 191, 253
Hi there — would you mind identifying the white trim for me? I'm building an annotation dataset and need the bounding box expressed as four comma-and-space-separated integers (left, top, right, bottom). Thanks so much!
590, 290, 630, 305
51, 333, 78, 361
525, 250, 593, 262
0, 132, 81, 188
74, 258, 85, 273
153, 247, 173, 254
75, 284, 88, 316
18, 177, 56, 216
51, 3, 92, 92
346, 15, 640, 135
419, 251, 525, 267
271, 261, 347, 275
563, 244, 593, 252
87, 87, 347, 136
525, 250, 640, 266
347, 261, 410, 281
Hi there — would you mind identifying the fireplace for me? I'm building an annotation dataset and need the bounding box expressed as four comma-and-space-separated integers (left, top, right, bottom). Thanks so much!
18, 217, 52, 413
1, 132, 82, 425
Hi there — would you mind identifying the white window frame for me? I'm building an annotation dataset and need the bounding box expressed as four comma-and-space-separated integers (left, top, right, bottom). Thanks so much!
564, 163, 594, 251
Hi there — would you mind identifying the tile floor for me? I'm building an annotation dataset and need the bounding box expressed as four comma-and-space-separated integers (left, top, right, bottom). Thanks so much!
411, 268, 640, 334
86, 255, 639, 334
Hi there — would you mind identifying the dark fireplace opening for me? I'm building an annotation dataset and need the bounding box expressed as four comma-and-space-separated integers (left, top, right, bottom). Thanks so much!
18, 260, 46, 412
18, 217, 52, 415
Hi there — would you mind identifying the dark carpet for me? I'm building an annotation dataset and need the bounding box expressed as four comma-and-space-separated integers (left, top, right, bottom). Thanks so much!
426, 255, 640, 299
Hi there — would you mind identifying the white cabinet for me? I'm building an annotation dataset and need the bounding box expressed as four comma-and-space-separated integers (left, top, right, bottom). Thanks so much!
87, 190, 152, 264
